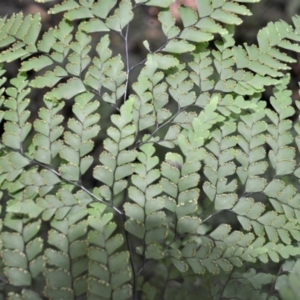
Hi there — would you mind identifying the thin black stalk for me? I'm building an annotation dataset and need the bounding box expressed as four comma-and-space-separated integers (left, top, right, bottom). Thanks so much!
123, 23, 130, 103
2, 145, 123, 215
134, 107, 187, 149
266, 265, 282, 300
219, 267, 235, 300
202, 210, 222, 223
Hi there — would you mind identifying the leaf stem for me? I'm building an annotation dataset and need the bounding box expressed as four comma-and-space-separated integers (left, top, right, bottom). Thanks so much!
134, 106, 187, 149
32, 159, 124, 215
122, 23, 130, 103
2, 145, 123, 215
266, 264, 282, 300
121, 210, 137, 300
218, 267, 235, 300
202, 210, 222, 223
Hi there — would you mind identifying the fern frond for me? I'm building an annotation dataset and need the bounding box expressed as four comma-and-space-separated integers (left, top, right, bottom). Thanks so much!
125, 143, 164, 258
93, 98, 136, 208
1, 191, 44, 293
0, 13, 41, 63
2, 0, 300, 298
2, 73, 32, 152
88, 203, 132, 299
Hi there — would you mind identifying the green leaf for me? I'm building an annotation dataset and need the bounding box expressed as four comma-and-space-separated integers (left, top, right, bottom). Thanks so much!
202, 258, 220, 273
1, 232, 24, 251
22, 289, 44, 300
48, 230, 68, 253
38, 28, 56, 53
125, 219, 145, 239
124, 203, 144, 222
162, 39, 195, 54
187, 258, 205, 274
80, 18, 109, 33
215, 194, 238, 210
180, 27, 213, 43
44, 287, 74, 299
178, 6, 198, 27
45, 249, 69, 269
106, 234, 124, 256
2, 250, 27, 269
111, 268, 132, 290
157, 108, 172, 124
80, 156, 94, 174
164, 125, 181, 141
195, 0, 213, 18
145, 226, 167, 244
152, 54, 179, 70
246, 177, 268, 192
161, 161, 180, 183
49, 0, 80, 14
59, 164, 80, 181
196, 17, 228, 34
2, 132, 21, 149
223, 2, 252, 16
210, 224, 231, 240
9, 152, 29, 169
45, 78, 86, 100
44, 268, 72, 289
92, 0, 117, 19
60, 146, 79, 165
139, 115, 155, 131
176, 199, 198, 218
93, 166, 114, 186
68, 221, 87, 242
178, 174, 200, 192
237, 215, 252, 231
171, 258, 188, 273
109, 251, 130, 273
115, 164, 134, 181
145, 197, 164, 215
23, 221, 41, 243
106, 0, 134, 31
20, 55, 53, 72
129, 187, 145, 207
177, 216, 201, 234
145, 211, 166, 230
4, 268, 31, 286
65, 7, 94, 21
112, 284, 132, 300
276, 160, 296, 175
0, 47, 28, 63
24, 14, 42, 45
203, 182, 217, 201
264, 179, 285, 197
211, 9, 242, 25
7, 199, 43, 218
26, 237, 43, 260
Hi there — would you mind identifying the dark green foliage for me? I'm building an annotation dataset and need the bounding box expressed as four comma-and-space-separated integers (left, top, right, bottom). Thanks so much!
1, 0, 300, 299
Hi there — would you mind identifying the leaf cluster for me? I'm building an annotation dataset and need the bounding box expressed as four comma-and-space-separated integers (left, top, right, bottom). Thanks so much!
1, 0, 300, 299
